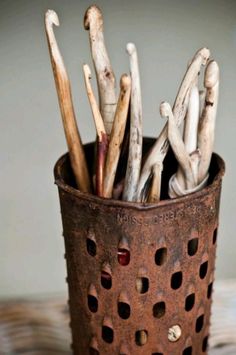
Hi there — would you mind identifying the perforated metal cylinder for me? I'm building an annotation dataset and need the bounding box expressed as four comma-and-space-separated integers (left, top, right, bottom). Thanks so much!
54, 138, 225, 355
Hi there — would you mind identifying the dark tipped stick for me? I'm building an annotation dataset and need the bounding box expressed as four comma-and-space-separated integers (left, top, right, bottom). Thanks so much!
83, 64, 108, 197
148, 162, 163, 203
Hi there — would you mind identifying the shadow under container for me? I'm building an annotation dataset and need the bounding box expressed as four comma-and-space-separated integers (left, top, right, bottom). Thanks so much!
54, 138, 225, 355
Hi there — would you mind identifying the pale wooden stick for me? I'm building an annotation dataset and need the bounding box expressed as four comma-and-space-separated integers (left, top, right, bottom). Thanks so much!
148, 162, 163, 203
83, 64, 108, 196
199, 89, 206, 119
123, 43, 143, 202
137, 48, 210, 201
190, 149, 201, 186
84, 5, 116, 136
198, 60, 219, 183
183, 85, 200, 154
45, 10, 91, 192
176, 83, 200, 190
103, 74, 131, 198
160, 102, 196, 189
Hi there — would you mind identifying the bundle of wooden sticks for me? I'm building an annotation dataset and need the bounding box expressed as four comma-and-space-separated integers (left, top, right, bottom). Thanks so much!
45, 6, 219, 203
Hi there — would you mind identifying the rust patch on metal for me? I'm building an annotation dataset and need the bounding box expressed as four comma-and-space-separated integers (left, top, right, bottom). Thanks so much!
54, 138, 225, 355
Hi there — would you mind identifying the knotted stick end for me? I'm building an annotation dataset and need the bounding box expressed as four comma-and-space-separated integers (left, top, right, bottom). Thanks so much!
45, 9, 59, 27
84, 5, 103, 30
204, 60, 219, 89
120, 73, 131, 90
126, 42, 136, 55
160, 101, 172, 118
197, 47, 210, 66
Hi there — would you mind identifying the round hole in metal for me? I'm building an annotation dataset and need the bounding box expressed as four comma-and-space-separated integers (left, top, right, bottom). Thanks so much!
213, 228, 218, 244
102, 325, 114, 343
202, 335, 208, 352
87, 238, 96, 257
199, 261, 208, 279
136, 277, 149, 294
118, 248, 130, 266
195, 314, 204, 333
155, 247, 167, 266
185, 293, 195, 312
182, 346, 192, 355
89, 348, 99, 355
118, 302, 130, 319
101, 271, 112, 289
88, 295, 98, 313
135, 330, 148, 346
171, 271, 182, 290
187, 238, 198, 256
207, 282, 213, 299
153, 301, 166, 318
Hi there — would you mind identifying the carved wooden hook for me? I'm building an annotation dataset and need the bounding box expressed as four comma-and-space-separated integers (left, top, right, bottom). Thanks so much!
84, 5, 117, 136
45, 10, 91, 192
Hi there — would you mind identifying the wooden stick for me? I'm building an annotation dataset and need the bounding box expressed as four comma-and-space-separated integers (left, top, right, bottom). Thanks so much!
103, 74, 131, 198
84, 5, 116, 136
123, 43, 143, 202
183, 85, 200, 154
175, 83, 200, 190
190, 149, 201, 186
198, 60, 219, 184
199, 89, 206, 119
148, 162, 163, 203
83, 64, 108, 197
45, 10, 91, 192
112, 179, 124, 200
137, 48, 210, 201
160, 102, 196, 189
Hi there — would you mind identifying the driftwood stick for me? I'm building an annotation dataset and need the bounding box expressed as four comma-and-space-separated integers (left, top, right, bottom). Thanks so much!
84, 5, 116, 136
137, 48, 210, 201
83, 64, 108, 196
199, 89, 206, 119
148, 162, 163, 203
45, 10, 91, 192
190, 149, 201, 185
183, 85, 200, 154
176, 83, 200, 189
198, 60, 219, 184
160, 102, 196, 189
103, 74, 131, 198
123, 43, 143, 202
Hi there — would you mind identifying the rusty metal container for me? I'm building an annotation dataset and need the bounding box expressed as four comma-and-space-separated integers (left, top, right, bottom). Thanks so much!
54, 138, 225, 355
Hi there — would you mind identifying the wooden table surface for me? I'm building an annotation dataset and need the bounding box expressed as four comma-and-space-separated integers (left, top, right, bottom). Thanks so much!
0, 280, 235, 354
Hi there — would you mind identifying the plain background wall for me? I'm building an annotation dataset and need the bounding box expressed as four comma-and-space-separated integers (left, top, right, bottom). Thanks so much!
0, 0, 235, 298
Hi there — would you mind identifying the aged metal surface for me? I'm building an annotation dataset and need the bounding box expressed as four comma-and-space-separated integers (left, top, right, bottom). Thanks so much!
54, 138, 225, 355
